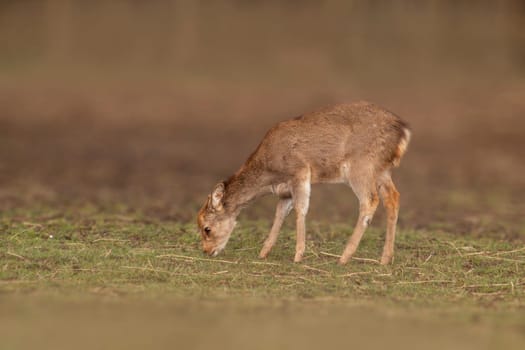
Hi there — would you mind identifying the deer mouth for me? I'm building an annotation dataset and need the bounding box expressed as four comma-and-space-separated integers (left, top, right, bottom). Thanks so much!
210, 240, 228, 257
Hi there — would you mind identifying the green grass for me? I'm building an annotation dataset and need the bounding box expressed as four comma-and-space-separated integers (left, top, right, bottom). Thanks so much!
1, 206, 523, 302
1, 205, 524, 349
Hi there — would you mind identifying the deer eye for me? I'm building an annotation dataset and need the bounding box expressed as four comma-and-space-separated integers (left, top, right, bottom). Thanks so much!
204, 227, 211, 235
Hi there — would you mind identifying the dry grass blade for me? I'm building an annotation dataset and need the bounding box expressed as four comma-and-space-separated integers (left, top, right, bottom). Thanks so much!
6, 251, 28, 261
92, 238, 131, 243
61, 268, 116, 273
0, 280, 39, 284
396, 280, 455, 285
480, 256, 525, 264
297, 276, 318, 284
338, 271, 372, 278
156, 254, 239, 264
463, 251, 488, 256
121, 266, 173, 274
464, 247, 525, 257
319, 251, 378, 263
319, 251, 341, 258
445, 241, 463, 257
303, 265, 330, 274
352, 257, 380, 264
111, 215, 136, 222
493, 247, 525, 256
471, 291, 506, 297
464, 282, 520, 289
249, 261, 281, 266
21, 222, 43, 228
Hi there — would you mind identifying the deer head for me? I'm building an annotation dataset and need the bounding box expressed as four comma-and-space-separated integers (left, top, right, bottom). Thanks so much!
197, 182, 237, 256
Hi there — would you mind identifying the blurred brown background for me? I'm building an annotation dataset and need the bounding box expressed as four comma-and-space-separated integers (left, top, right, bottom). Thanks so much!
1, 1, 524, 234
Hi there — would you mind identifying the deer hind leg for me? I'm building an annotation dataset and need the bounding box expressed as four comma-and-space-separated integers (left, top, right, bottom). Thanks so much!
259, 194, 293, 259
291, 170, 311, 263
378, 175, 400, 265
339, 177, 380, 265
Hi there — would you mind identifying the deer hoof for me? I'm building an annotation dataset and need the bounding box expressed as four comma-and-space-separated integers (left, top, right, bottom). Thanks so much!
380, 255, 393, 265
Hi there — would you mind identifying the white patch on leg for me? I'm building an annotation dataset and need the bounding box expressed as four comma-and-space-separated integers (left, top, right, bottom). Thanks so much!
363, 215, 371, 227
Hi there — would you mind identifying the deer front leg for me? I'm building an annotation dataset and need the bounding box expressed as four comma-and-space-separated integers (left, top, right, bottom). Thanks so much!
259, 197, 293, 259
292, 174, 311, 263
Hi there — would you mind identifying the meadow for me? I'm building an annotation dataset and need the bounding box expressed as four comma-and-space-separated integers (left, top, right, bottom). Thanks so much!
1, 202, 524, 349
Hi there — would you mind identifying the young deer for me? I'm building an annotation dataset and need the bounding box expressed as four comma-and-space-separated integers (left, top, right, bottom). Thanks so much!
197, 102, 411, 265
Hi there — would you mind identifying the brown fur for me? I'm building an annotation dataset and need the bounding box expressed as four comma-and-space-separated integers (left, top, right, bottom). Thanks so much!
197, 101, 411, 264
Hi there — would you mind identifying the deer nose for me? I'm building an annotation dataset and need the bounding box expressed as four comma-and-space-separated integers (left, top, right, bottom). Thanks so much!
202, 244, 214, 256
203, 246, 220, 257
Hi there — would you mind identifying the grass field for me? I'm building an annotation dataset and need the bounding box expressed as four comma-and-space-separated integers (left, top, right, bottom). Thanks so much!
1, 204, 524, 349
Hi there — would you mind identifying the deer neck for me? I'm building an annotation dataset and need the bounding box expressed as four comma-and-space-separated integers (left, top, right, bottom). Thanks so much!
223, 163, 269, 215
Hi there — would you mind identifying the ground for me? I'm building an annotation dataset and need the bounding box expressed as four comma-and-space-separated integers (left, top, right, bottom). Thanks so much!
0, 205, 524, 349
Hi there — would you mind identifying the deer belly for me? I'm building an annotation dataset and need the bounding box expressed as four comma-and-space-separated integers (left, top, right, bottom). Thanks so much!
311, 161, 350, 184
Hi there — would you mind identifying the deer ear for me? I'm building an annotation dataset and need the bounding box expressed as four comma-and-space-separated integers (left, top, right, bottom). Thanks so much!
211, 182, 225, 210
